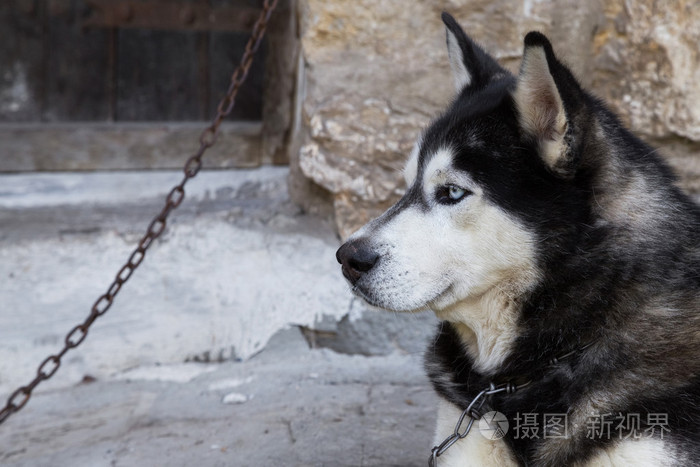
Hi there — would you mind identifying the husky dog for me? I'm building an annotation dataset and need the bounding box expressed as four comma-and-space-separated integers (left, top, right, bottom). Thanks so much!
336, 12, 700, 467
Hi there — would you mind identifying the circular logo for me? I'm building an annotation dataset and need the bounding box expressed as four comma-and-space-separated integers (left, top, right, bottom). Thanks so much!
478, 411, 509, 440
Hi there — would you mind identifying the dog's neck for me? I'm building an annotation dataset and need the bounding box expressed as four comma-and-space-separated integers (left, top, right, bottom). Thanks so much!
432, 286, 522, 374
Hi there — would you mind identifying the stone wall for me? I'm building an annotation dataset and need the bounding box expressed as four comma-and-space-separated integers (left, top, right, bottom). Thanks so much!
290, 0, 700, 238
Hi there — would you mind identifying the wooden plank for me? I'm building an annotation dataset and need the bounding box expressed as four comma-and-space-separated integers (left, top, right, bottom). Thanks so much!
209, 0, 265, 123
0, 122, 262, 171
82, 0, 260, 32
196, 30, 210, 121
0, 0, 282, 171
261, 0, 297, 164
208, 31, 265, 122
0, 0, 46, 122
116, 29, 201, 121
45, 0, 111, 121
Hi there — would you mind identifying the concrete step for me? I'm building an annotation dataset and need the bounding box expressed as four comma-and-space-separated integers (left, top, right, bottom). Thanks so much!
0, 168, 439, 466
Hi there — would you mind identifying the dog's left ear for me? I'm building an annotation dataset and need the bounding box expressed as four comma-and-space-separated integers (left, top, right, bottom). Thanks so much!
514, 32, 586, 178
442, 12, 507, 91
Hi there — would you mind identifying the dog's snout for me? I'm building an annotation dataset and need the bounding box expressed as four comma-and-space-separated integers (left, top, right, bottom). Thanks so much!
336, 239, 379, 285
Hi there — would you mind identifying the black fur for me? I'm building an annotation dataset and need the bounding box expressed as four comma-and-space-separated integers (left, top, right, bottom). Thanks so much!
423, 15, 700, 466
336, 13, 700, 465
441, 12, 507, 90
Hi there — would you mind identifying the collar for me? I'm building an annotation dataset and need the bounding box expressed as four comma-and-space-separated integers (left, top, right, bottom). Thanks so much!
491, 340, 596, 388
429, 341, 595, 467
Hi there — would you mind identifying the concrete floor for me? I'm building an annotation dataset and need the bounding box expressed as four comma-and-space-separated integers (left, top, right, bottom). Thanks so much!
0, 328, 437, 467
0, 168, 439, 466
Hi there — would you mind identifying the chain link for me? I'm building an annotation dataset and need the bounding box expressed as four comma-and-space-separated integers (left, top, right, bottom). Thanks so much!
428, 341, 594, 466
0, 0, 278, 427
429, 382, 526, 467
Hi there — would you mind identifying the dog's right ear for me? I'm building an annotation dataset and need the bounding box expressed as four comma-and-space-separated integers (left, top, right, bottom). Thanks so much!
441, 12, 507, 91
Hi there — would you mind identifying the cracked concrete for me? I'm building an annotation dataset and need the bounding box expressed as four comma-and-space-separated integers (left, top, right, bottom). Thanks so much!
0, 167, 439, 466
0, 167, 437, 393
0, 328, 438, 467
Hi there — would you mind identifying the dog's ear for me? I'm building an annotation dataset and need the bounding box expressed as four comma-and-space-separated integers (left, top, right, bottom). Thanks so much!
441, 12, 507, 91
514, 32, 586, 178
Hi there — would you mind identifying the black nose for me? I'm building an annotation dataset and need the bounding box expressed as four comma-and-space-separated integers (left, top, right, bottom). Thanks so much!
336, 239, 379, 285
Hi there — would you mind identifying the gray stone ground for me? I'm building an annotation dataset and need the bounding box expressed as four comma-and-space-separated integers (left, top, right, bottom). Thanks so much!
0, 168, 438, 466
0, 328, 437, 467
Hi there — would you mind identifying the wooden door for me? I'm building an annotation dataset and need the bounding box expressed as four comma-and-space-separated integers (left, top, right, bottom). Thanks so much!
0, 0, 297, 171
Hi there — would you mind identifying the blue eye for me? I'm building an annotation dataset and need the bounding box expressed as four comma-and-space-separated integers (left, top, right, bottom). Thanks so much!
449, 186, 466, 200
436, 184, 471, 204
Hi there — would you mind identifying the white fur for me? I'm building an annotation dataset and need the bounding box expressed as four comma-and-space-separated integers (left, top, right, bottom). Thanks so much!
404, 139, 421, 186
438, 291, 525, 373
435, 398, 677, 467
575, 438, 677, 467
349, 148, 539, 370
446, 29, 471, 90
421, 148, 479, 197
433, 398, 518, 467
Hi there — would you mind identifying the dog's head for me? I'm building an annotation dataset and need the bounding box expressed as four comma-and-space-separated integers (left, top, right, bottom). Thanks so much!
337, 13, 596, 318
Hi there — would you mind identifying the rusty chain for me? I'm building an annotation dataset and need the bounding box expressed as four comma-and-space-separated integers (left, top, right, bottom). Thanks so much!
0, 0, 278, 427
